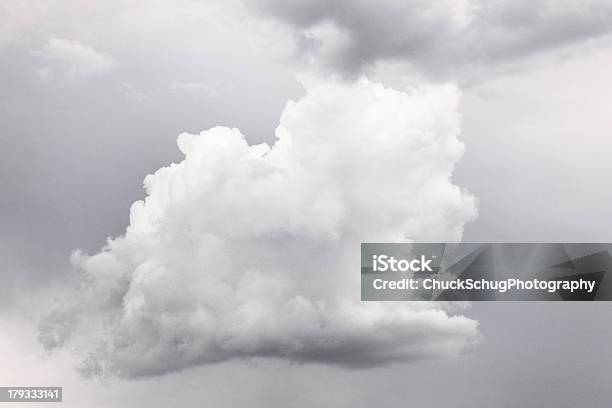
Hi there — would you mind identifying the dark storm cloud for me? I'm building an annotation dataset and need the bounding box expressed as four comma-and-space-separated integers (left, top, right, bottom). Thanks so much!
251, 0, 612, 77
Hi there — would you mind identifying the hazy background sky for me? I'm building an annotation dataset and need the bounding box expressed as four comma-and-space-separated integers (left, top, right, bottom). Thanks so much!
1, 0, 612, 406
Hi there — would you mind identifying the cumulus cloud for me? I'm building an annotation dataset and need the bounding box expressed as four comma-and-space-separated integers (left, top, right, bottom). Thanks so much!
37, 37, 116, 78
39, 78, 478, 378
251, 0, 612, 78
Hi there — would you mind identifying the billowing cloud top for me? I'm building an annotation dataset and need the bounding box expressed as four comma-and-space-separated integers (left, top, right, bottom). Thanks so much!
39, 79, 478, 378
252, 0, 612, 77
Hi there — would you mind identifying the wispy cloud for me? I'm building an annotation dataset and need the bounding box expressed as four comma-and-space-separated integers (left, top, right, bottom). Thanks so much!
37, 37, 116, 79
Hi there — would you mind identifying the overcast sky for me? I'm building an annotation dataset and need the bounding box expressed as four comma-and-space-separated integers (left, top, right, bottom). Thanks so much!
1, 0, 612, 406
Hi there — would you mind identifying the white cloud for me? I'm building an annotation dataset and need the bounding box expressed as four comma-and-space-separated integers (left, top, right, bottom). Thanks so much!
38, 37, 116, 78
39, 78, 478, 378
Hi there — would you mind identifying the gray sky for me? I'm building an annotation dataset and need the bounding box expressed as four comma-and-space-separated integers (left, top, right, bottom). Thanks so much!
1, 0, 612, 406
